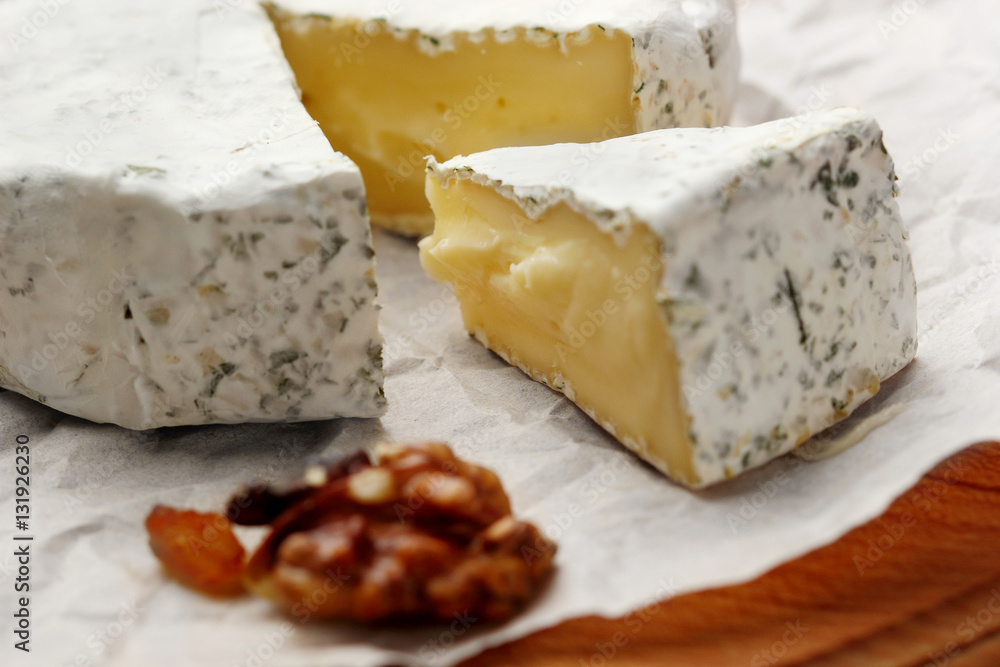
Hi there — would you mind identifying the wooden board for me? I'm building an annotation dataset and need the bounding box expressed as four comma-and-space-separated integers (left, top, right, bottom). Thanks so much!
462, 442, 1000, 666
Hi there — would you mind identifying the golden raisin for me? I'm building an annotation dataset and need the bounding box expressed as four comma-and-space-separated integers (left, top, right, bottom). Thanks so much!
145, 506, 246, 597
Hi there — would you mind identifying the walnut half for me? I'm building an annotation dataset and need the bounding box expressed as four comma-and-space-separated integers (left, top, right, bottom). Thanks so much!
241, 442, 556, 622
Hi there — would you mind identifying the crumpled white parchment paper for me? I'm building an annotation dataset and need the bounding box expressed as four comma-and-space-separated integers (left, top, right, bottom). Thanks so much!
2, 0, 999, 665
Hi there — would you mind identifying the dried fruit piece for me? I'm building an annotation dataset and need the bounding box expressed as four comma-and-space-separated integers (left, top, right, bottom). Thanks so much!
145, 506, 246, 597
242, 442, 556, 622
147, 443, 555, 623
226, 451, 371, 526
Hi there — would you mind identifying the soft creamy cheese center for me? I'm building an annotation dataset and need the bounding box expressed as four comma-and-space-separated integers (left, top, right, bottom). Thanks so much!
420, 179, 696, 483
268, 14, 635, 235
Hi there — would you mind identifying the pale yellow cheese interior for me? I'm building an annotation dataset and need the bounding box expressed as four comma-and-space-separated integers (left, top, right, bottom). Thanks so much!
268, 14, 636, 235
419, 178, 696, 483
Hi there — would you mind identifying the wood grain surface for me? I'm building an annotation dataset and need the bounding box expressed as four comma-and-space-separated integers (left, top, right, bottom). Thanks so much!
462, 442, 1000, 667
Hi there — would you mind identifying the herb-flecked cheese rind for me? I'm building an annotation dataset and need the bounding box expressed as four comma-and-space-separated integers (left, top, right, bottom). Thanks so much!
268, 0, 740, 130
0, 0, 386, 429
425, 108, 917, 485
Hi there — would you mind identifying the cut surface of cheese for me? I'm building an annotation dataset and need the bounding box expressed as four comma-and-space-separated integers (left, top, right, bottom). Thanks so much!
425, 182, 695, 481
267, 0, 740, 236
0, 0, 385, 429
420, 108, 918, 487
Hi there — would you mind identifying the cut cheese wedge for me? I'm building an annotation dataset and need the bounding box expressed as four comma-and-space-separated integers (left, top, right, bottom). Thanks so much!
0, 0, 385, 428
266, 0, 740, 236
420, 108, 918, 487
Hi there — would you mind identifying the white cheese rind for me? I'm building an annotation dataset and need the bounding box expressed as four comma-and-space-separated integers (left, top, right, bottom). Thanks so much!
0, 0, 386, 429
268, 0, 740, 129
428, 108, 918, 484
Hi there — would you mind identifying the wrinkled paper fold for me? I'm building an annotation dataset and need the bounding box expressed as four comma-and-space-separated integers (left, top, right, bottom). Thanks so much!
2, 1, 999, 665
